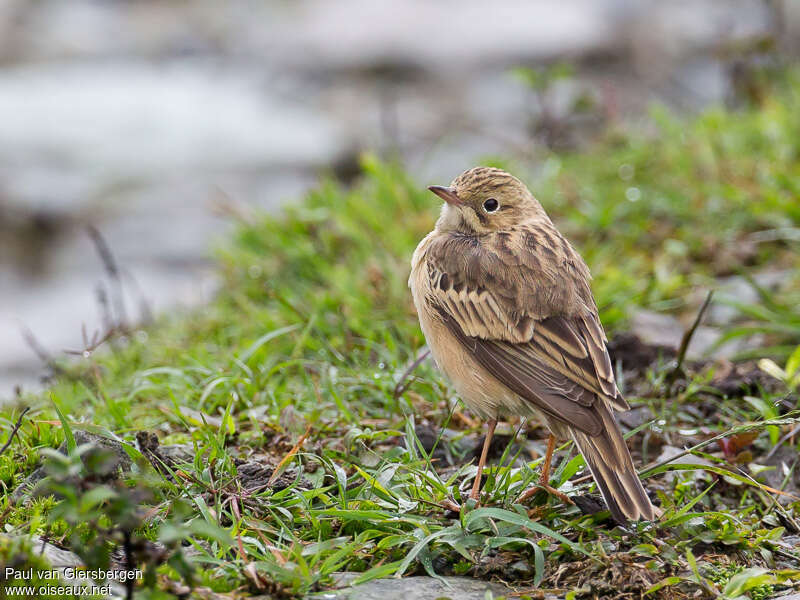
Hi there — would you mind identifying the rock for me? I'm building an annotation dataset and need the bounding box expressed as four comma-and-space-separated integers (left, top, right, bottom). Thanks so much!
230, 458, 313, 494
135, 431, 194, 476
683, 326, 761, 360
629, 309, 762, 361
308, 576, 513, 600
13, 430, 133, 501
654, 445, 716, 484
710, 361, 783, 397
401, 424, 461, 466
158, 443, 195, 464
328, 572, 361, 589
629, 310, 688, 355
608, 332, 676, 372
2, 535, 127, 598
508, 559, 535, 578
573, 494, 609, 519
705, 271, 790, 326
617, 405, 655, 430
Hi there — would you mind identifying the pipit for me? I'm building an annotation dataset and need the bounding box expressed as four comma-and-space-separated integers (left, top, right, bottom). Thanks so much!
409, 166, 659, 522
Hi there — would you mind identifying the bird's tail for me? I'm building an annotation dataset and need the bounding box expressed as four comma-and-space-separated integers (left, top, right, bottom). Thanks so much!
571, 403, 660, 522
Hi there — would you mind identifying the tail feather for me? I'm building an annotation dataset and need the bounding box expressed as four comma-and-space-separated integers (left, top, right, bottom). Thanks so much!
570, 404, 660, 522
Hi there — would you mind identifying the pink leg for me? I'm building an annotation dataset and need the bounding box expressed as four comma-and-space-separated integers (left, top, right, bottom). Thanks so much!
469, 419, 497, 502
517, 434, 574, 505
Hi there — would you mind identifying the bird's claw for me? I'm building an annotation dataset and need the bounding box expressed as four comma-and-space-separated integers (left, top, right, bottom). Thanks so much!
441, 498, 463, 513
440, 496, 482, 514
516, 483, 574, 506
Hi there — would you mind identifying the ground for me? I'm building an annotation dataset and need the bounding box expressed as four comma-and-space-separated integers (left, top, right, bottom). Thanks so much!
1, 69, 800, 600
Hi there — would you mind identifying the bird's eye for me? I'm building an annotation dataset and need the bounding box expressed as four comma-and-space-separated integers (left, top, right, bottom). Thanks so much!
483, 198, 499, 213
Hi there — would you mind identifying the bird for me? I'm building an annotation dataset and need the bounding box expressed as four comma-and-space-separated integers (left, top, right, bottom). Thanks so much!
408, 166, 660, 522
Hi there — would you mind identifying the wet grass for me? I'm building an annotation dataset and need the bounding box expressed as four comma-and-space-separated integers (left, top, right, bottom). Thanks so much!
1, 70, 800, 599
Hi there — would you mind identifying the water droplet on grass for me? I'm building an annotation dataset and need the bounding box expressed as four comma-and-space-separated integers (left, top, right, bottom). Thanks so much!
618, 163, 634, 181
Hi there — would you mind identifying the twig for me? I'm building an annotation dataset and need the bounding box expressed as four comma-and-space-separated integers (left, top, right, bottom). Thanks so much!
87, 225, 128, 329
666, 290, 714, 390
639, 416, 800, 479
123, 268, 154, 325
20, 327, 63, 375
269, 288, 308, 322
415, 496, 462, 512
267, 425, 312, 486
677, 291, 714, 368
0, 407, 30, 457
64, 327, 117, 356
393, 349, 431, 399
764, 423, 800, 461
95, 283, 114, 334
745, 463, 800, 532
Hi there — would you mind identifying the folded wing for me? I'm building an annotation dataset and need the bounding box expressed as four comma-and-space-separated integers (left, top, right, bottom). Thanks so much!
425, 229, 626, 435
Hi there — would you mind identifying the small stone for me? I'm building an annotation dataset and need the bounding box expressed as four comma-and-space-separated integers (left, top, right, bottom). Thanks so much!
654, 445, 715, 484
306, 576, 512, 600
2, 535, 127, 598
618, 406, 655, 430
629, 310, 685, 353
13, 430, 132, 501
705, 271, 790, 326
509, 559, 534, 577
629, 309, 763, 361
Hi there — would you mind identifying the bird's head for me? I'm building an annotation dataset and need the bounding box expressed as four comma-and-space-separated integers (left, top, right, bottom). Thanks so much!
429, 167, 546, 234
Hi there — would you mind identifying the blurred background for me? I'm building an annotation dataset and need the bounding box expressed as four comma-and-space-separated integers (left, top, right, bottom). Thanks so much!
1, 0, 798, 398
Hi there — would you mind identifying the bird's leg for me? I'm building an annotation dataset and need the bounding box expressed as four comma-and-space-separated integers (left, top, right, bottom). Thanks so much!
469, 419, 497, 502
517, 434, 574, 506
538, 433, 557, 485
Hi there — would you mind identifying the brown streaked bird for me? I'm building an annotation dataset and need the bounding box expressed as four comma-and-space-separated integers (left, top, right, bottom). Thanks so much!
408, 166, 659, 522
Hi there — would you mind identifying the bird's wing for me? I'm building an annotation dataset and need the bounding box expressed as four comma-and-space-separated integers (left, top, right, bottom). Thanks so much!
425, 228, 626, 436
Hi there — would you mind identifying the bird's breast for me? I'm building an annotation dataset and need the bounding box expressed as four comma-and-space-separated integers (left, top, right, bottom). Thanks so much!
409, 244, 529, 420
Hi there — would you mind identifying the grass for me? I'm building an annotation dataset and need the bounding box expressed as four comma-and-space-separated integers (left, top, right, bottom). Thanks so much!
1, 68, 800, 599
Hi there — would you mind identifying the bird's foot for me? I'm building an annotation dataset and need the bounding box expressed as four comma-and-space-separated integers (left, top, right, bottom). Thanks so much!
439, 495, 483, 515
441, 498, 463, 513
516, 483, 574, 506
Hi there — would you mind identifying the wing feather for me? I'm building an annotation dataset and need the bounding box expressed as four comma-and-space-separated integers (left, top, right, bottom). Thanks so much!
425, 226, 625, 425
439, 308, 603, 435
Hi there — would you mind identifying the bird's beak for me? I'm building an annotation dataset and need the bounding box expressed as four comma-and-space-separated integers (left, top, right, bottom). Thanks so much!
428, 185, 463, 206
